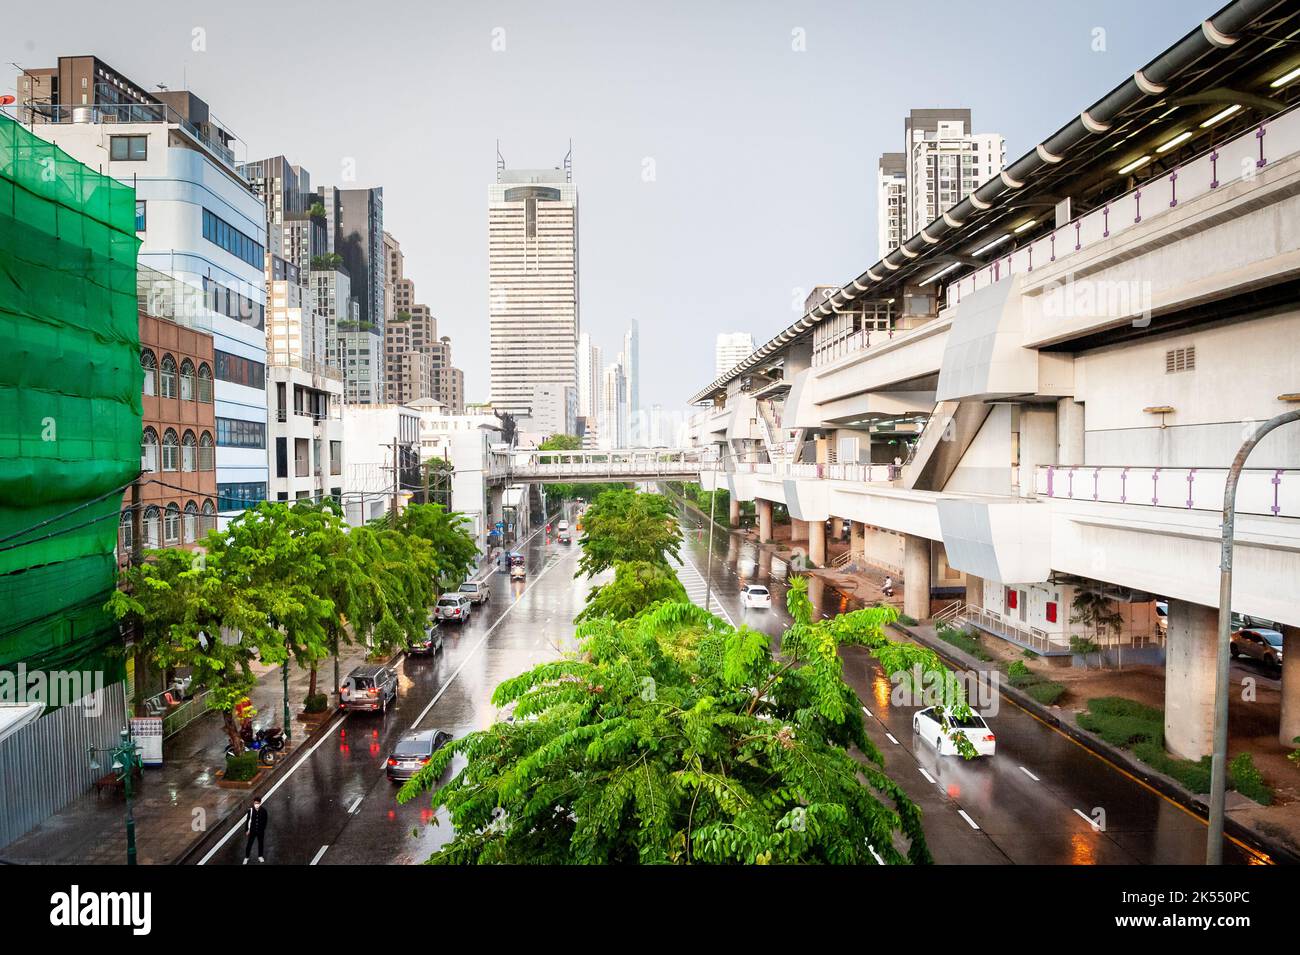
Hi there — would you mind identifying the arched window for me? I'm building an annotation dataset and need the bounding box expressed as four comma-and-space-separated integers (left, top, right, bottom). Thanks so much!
182, 501, 199, 544
181, 430, 197, 472
160, 354, 177, 398
163, 503, 181, 545
198, 432, 215, 471
143, 505, 161, 548
141, 427, 159, 472
141, 350, 157, 397
119, 509, 134, 557
161, 428, 180, 471
196, 362, 213, 403
201, 499, 216, 535
179, 358, 195, 401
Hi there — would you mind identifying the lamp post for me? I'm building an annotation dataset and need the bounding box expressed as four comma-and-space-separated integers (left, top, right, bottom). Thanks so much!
89, 728, 142, 865
282, 633, 292, 745
1206, 408, 1300, 864
703, 449, 722, 615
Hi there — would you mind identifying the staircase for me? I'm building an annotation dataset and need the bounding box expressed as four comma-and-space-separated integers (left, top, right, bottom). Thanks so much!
932, 600, 967, 627
902, 401, 991, 491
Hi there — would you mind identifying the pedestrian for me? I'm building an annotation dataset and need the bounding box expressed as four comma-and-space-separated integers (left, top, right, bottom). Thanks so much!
243, 797, 268, 864
882, 575, 894, 598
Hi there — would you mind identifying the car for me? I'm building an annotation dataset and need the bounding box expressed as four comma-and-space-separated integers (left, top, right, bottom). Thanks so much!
510, 562, 527, 581
558, 531, 572, 544
385, 728, 453, 782
740, 584, 771, 609
340, 664, 398, 713
434, 593, 473, 624
1231, 627, 1284, 670
912, 706, 997, 757
557, 520, 570, 533
407, 622, 443, 657
459, 580, 490, 604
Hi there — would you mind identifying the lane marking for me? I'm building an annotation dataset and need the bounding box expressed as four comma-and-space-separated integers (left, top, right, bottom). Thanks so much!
1019, 766, 1040, 782
884, 733, 899, 745
1074, 808, 1102, 832
866, 843, 885, 865
861, 706, 871, 718
918, 767, 935, 784
957, 809, 981, 830
347, 796, 362, 814
310, 844, 330, 865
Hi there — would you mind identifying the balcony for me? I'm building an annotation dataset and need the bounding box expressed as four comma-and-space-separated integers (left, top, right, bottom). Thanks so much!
28, 101, 240, 171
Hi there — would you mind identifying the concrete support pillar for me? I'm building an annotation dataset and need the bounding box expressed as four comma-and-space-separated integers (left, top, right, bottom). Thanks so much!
1056, 397, 1085, 467
850, 520, 863, 557
903, 534, 931, 621
1280, 625, 1300, 747
964, 573, 984, 609
728, 495, 740, 527
807, 518, 825, 568
1164, 599, 1218, 760
790, 518, 808, 542
488, 486, 504, 526
757, 499, 773, 543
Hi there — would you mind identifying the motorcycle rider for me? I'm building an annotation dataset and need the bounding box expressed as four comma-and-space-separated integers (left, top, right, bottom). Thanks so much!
242, 797, 269, 864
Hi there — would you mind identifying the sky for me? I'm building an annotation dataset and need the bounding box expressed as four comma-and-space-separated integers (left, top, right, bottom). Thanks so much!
6, 0, 1224, 415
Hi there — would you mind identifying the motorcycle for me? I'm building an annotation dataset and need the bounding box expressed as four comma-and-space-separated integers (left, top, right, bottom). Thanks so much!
225, 723, 286, 766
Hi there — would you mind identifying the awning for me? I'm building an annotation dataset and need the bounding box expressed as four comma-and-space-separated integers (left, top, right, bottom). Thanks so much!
0, 703, 43, 746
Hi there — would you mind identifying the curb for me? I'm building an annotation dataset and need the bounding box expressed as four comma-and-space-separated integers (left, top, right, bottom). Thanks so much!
173, 648, 405, 866
890, 620, 1300, 866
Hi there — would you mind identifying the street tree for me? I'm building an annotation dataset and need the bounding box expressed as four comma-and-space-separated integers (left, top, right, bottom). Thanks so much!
574, 559, 688, 623
383, 502, 479, 591
399, 575, 971, 864
576, 488, 681, 578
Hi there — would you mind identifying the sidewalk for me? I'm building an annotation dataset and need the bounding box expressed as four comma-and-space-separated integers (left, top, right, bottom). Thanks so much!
0, 643, 377, 865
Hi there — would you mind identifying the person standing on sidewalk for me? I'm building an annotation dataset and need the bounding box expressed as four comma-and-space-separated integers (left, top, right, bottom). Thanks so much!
242, 797, 268, 864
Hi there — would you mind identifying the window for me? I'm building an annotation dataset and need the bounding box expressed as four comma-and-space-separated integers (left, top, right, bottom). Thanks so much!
110, 135, 147, 161
141, 427, 159, 472
201, 499, 216, 532
143, 505, 161, 548
163, 503, 181, 545
161, 428, 180, 471
330, 440, 342, 476
196, 363, 213, 403
198, 432, 215, 471
179, 359, 195, 400
215, 350, 265, 390
119, 510, 134, 556
217, 482, 267, 512
181, 430, 197, 472
216, 417, 266, 449
183, 501, 199, 544
202, 208, 264, 269
141, 349, 157, 397
275, 437, 288, 478
160, 355, 177, 398
135, 199, 146, 232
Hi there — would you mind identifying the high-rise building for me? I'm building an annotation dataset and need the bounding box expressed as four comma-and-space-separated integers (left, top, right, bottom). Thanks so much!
24, 57, 270, 524
577, 332, 601, 423
623, 320, 639, 437
900, 109, 1004, 238
715, 332, 754, 377
318, 185, 386, 402
600, 361, 627, 449
876, 152, 907, 258
488, 154, 578, 416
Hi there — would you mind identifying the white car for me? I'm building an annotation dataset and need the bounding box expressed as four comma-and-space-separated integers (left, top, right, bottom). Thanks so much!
740, 584, 772, 609
913, 706, 997, 757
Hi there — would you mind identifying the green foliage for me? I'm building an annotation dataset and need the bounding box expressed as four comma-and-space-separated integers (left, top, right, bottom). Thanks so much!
399, 576, 970, 864
1132, 741, 1212, 793
1229, 752, 1273, 805
1007, 660, 1030, 678
575, 561, 688, 623
1290, 736, 1300, 768
897, 613, 918, 626
384, 502, 479, 590
303, 692, 330, 714
310, 251, 343, 271
936, 624, 994, 661
576, 488, 682, 579
224, 752, 260, 782
1020, 680, 1066, 706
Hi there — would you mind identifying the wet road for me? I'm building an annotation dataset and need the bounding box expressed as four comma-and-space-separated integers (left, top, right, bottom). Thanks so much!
672, 500, 1267, 865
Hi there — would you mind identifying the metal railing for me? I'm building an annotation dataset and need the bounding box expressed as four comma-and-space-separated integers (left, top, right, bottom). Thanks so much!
27, 100, 239, 169
965, 606, 1064, 654
1035, 465, 1296, 518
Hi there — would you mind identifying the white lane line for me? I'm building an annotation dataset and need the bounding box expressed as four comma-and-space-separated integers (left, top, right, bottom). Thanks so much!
1019, 766, 1040, 782
885, 733, 899, 745
957, 809, 981, 830
347, 796, 363, 814
866, 843, 885, 865
676, 548, 734, 626
918, 767, 935, 784
310, 844, 330, 865
1073, 808, 1102, 831
861, 706, 871, 718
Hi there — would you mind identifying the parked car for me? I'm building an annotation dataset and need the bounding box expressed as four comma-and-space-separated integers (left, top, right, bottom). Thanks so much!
740, 584, 771, 609
408, 622, 443, 657
340, 664, 398, 714
1231, 627, 1284, 670
435, 593, 473, 624
385, 728, 453, 782
459, 580, 490, 604
913, 706, 997, 757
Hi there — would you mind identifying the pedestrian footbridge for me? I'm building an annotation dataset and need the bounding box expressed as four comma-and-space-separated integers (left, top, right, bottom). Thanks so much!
487, 447, 712, 484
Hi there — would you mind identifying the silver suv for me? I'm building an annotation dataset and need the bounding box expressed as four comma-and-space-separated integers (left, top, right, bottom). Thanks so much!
459, 580, 490, 604
340, 664, 398, 714
434, 593, 473, 624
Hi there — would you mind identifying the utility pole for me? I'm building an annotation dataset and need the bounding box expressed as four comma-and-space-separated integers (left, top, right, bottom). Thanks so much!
703, 451, 720, 615
391, 436, 400, 520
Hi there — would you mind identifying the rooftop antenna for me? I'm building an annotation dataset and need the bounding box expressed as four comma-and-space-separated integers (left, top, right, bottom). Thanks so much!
496, 140, 505, 182
564, 139, 572, 183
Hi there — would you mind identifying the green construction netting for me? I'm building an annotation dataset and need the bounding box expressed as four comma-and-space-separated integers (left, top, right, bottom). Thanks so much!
0, 114, 141, 673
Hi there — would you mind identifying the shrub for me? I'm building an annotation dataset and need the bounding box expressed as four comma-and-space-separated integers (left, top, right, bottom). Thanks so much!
1229, 752, 1274, 806
1022, 649, 1039, 659
303, 692, 329, 714
1133, 740, 1212, 793
1007, 660, 1030, 679
1290, 736, 1300, 767
898, 613, 918, 626
1086, 696, 1163, 723
1022, 680, 1066, 706
224, 751, 260, 782
936, 625, 994, 661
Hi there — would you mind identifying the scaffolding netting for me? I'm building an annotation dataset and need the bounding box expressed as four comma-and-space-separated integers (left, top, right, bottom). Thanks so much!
0, 114, 141, 674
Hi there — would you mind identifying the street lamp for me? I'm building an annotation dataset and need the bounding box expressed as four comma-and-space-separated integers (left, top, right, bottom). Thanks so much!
1206, 408, 1300, 864
88, 728, 143, 865
703, 449, 722, 614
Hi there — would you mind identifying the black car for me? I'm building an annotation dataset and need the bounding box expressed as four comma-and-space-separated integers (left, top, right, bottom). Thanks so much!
386, 728, 453, 781
408, 622, 444, 657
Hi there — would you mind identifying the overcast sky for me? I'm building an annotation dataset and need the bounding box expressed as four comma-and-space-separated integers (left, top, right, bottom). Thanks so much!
6, 0, 1221, 414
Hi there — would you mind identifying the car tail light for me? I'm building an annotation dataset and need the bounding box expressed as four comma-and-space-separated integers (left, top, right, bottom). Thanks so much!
421, 757, 431, 765
387, 757, 397, 767
368, 688, 378, 697
983, 734, 995, 743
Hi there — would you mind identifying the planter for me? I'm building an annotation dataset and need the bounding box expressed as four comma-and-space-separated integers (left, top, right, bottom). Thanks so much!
216, 767, 267, 790
296, 709, 330, 727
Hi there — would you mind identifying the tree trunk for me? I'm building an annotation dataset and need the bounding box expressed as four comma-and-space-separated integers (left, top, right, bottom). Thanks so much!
308, 663, 318, 701
223, 709, 244, 756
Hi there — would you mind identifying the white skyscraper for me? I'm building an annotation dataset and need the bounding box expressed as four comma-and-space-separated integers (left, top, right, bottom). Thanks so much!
600, 361, 627, 450
623, 321, 640, 443
488, 154, 579, 416
876, 152, 907, 259
715, 332, 754, 377
900, 109, 1004, 238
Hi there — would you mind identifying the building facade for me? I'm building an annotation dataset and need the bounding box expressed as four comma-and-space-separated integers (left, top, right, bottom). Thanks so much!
901, 108, 1004, 237
715, 332, 754, 378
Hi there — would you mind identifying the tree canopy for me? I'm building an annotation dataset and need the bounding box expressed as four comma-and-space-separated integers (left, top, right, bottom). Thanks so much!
574, 560, 688, 623
576, 488, 681, 579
